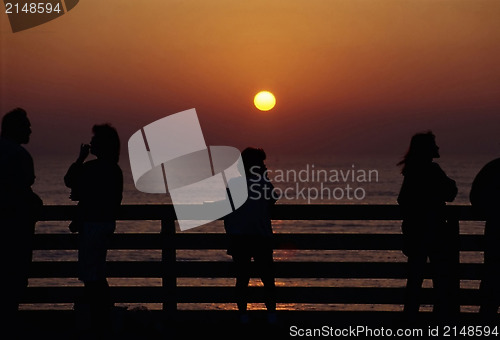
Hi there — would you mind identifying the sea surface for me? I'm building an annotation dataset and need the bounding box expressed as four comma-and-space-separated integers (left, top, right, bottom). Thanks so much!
27, 153, 495, 312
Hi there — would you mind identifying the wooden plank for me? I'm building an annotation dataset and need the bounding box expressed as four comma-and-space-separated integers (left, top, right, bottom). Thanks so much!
176, 287, 480, 305
33, 233, 162, 250
29, 261, 485, 279
32, 233, 485, 251
271, 204, 403, 220
22, 286, 481, 305
30, 261, 162, 278
38, 204, 485, 222
39, 204, 176, 221
22, 287, 162, 303
175, 233, 406, 250
15, 310, 492, 334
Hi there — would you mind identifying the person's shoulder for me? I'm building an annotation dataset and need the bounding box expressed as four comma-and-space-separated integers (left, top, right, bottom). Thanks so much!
0, 137, 26, 153
17, 144, 32, 159
100, 159, 123, 177
481, 158, 500, 171
81, 159, 108, 174
85, 158, 120, 168
0, 138, 33, 163
82, 159, 99, 167
473, 158, 500, 181
430, 161, 442, 169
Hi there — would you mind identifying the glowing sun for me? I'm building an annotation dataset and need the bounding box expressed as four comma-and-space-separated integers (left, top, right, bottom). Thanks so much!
254, 91, 276, 111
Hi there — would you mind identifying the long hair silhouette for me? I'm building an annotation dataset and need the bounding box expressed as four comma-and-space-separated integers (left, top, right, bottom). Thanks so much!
398, 131, 439, 174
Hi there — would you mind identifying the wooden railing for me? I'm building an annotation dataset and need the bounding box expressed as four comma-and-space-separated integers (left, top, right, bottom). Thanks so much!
24, 204, 486, 321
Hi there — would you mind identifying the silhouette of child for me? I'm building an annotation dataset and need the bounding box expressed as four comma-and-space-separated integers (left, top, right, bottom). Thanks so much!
224, 147, 278, 324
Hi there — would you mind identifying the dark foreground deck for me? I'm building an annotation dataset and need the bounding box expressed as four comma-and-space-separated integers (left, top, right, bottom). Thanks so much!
17, 204, 498, 338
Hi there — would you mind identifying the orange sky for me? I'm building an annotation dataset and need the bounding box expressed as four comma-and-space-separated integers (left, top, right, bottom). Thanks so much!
1, 0, 500, 158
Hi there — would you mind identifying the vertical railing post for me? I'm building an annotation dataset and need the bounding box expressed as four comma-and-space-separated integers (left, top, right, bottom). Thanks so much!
161, 216, 177, 317
448, 206, 461, 315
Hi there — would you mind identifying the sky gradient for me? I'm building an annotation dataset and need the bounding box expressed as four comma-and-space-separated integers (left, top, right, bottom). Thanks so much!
1, 0, 500, 160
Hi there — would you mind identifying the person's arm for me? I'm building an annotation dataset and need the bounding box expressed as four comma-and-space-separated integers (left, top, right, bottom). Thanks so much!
441, 175, 457, 203
434, 164, 457, 202
64, 144, 89, 188
64, 144, 90, 203
397, 176, 409, 206
64, 163, 82, 189
20, 149, 36, 188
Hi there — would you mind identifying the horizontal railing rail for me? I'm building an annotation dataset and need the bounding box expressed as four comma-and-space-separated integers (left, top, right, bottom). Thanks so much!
38, 204, 482, 221
32, 233, 485, 251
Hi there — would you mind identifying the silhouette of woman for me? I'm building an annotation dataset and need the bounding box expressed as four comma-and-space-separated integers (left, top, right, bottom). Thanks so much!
64, 124, 123, 334
224, 147, 278, 325
397, 131, 458, 320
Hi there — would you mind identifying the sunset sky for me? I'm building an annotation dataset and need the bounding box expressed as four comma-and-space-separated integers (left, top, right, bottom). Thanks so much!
1, 0, 500, 160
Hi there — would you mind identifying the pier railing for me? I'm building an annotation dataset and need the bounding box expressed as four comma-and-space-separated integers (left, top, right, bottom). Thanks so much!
25, 204, 485, 320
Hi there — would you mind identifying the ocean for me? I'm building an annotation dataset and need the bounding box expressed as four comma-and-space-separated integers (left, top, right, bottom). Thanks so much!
27, 153, 494, 312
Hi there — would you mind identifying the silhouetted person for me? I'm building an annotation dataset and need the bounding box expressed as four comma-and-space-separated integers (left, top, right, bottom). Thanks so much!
397, 131, 458, 321
0, 108, 43, 332
64, 124, 123, 335
470, 157, 500, 318
224, 147, 278, 325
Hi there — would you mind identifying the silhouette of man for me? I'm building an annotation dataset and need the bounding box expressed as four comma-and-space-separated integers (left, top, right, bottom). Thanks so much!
470, 157, 500, 318
0, 108, 43, 329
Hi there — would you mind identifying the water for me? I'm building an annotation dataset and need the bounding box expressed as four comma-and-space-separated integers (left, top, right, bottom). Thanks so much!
27, 153, 493, 311
32, 153, 489, 206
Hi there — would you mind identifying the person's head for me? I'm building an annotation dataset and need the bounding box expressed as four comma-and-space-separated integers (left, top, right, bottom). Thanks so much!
1, 108, 31, 144
398, 131, 440, 171
90, 124, 120, 163
241, 147, 267, 177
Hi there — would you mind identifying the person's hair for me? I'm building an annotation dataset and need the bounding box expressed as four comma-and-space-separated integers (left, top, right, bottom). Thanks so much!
397, 131, 436, 174
1, 107, 28, 137
241, 147, 266, 176
92, 124, 120, 163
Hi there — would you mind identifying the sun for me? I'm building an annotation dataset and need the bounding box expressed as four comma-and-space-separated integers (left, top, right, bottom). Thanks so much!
254, 91, 276, 111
